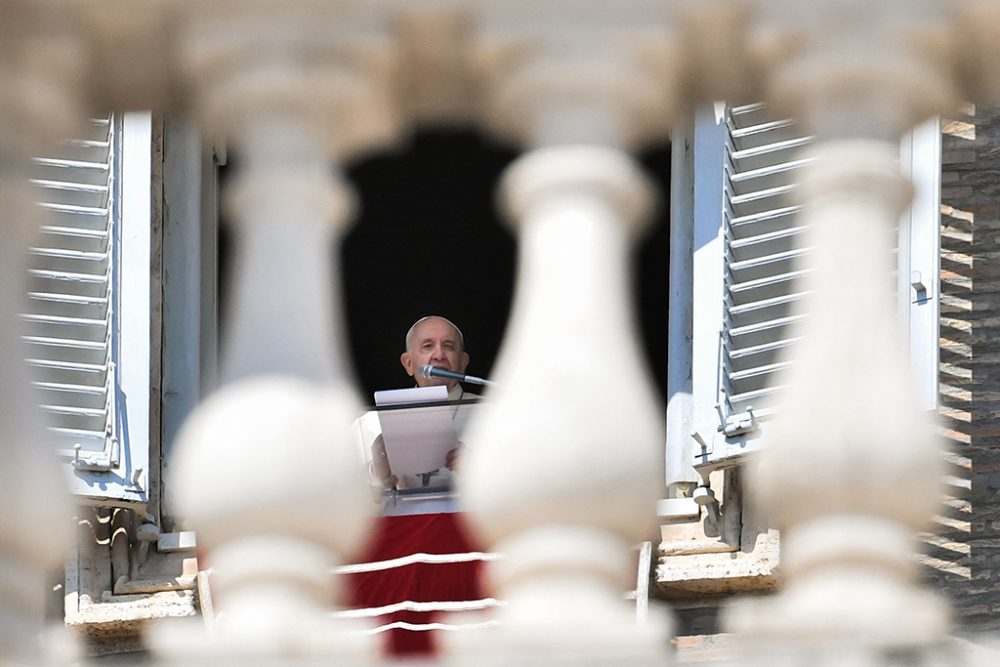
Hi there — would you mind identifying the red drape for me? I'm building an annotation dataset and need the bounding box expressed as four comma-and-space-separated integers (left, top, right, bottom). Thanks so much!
346, 512, 486, 658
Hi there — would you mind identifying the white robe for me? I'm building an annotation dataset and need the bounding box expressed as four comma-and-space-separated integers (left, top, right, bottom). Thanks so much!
353, 384, 479, 493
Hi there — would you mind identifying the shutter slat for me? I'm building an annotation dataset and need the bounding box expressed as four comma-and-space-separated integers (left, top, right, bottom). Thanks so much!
728, 385, 788, 416
41, 224, 109, 239
26, 358, 108, 384
729, 207, 800, 239
33, 382, 108, 411
37, 229, 109, 254
729, 136, 813, 165
729, 269, 809, 305
36, 207, 111, 233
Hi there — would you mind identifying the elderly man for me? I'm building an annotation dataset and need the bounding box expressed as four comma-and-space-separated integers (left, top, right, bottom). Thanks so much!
347, 315, 488, 658
363, 315, 479, 490
400, 315, 471, 396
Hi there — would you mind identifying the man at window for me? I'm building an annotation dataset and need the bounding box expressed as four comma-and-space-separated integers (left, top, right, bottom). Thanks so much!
400, 315, 470, 392
361, 315, 478, 490
347, 315, 487, 658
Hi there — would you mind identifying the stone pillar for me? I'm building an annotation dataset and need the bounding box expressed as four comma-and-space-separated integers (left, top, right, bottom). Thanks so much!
451, 146, 669, 666
148, 3, 402, 662
725, 141, 951, 654
0, 3, 88, 663
446, 8, 677, 664
0, 167, 75, 667
723, 0, 957, 659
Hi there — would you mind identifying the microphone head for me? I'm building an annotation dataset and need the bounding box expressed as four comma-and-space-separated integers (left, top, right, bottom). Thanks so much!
418, 364, 435, 378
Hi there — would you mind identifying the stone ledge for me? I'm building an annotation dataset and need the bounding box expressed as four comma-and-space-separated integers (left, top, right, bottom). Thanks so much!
655, 549, 780, 599
67, 589, 198, 641
674, 633, 738, 664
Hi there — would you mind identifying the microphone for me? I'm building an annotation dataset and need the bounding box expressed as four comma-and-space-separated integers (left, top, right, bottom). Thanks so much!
418, 364, 495, 387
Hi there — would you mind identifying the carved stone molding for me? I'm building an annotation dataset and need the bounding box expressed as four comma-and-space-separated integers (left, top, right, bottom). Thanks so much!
465, 2, 679, 149
748, 0, 960, 139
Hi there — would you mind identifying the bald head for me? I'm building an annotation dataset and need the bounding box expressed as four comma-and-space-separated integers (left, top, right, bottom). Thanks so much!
405, 316, 465, 354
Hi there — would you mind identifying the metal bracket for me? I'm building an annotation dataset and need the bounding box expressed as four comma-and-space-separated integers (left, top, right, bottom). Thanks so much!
693, 484, 722, 529
691, 429, 711, 454
722, 405, 757, 437
911, 270, 931, 304
135, 514, 160, 567
71, 441, 119, 472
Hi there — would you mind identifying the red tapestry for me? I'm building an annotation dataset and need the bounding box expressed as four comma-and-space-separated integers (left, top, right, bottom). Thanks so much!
345, 512, 487, 658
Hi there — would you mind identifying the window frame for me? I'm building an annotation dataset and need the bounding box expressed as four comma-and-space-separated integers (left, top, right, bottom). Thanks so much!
671, 105, 942, 478
62, 112, 154, 507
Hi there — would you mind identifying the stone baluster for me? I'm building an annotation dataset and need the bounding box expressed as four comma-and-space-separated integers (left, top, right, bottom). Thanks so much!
148, 3, 402, 662
725, 140, 952, 660
957, 0, 1000, 102
0, 171, 75, 667
446, 8, 677, 664
722, 0, 957, 660
0, 3, 89, 664
452, 147, 669, 666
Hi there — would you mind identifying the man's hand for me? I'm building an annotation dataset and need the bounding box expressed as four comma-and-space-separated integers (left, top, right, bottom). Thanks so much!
371, 435, 396, 488
445, 442, 463, 470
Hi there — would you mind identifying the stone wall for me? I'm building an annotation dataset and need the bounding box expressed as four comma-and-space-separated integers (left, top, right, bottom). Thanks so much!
921, 104, 1000, 636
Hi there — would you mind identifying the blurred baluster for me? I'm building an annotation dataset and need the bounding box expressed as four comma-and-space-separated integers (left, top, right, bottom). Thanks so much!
451, 146, 670, 666
148, 3, 402, 663
0, 2, 89, 663
446, 6, 678, 664
724, 140, 951, 661
723, 0, 957, 661
0, 183, 75, 667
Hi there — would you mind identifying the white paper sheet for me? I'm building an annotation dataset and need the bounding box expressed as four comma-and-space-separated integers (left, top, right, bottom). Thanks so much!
374, 385, 448, 406
374, 386, 458, 476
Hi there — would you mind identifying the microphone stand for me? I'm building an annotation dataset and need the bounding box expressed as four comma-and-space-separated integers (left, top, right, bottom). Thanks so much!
419, 365, 497, 388
459, 374, 495, 388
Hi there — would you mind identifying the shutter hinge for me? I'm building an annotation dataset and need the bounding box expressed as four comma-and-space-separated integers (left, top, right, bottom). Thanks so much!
721, 406, 757, 437
911, 270, 932, 304
71, 438, 119, 472
691, 429, 712, 454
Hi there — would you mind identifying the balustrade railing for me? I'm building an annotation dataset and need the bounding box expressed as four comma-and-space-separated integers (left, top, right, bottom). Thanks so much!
1, 1, 998, 665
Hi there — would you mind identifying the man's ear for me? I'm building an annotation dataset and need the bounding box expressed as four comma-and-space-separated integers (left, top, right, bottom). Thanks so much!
458, 351, 470, 373
400, 351, 415, 377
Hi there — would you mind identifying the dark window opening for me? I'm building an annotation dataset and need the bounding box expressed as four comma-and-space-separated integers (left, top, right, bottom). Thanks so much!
342, 128, 519, 398
218, 129, 670, 406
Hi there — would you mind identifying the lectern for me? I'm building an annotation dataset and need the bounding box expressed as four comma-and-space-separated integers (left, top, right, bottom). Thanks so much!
345, 390, 489, 657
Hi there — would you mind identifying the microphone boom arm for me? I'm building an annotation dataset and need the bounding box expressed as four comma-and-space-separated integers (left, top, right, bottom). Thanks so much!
418, 364, 496, 387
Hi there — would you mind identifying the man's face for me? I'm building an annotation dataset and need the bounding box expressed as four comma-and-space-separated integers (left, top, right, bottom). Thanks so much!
400, 318, 470, 389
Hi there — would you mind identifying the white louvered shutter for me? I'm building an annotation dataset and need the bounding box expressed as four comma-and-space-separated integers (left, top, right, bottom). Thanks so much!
24, 114, 153, 507
691, 104, 939, 472
719, 103, 813, 436
689, 103, 813, 471
27, 117, 117, 466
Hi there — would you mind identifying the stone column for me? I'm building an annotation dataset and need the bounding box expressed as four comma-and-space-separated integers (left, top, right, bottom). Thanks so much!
724, 141, 951, 656
446, 7, 677, 664
148, 3, 402, 662
723, 0, 957, 660
0, 2, 88, 663
453, 146, 669, 666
